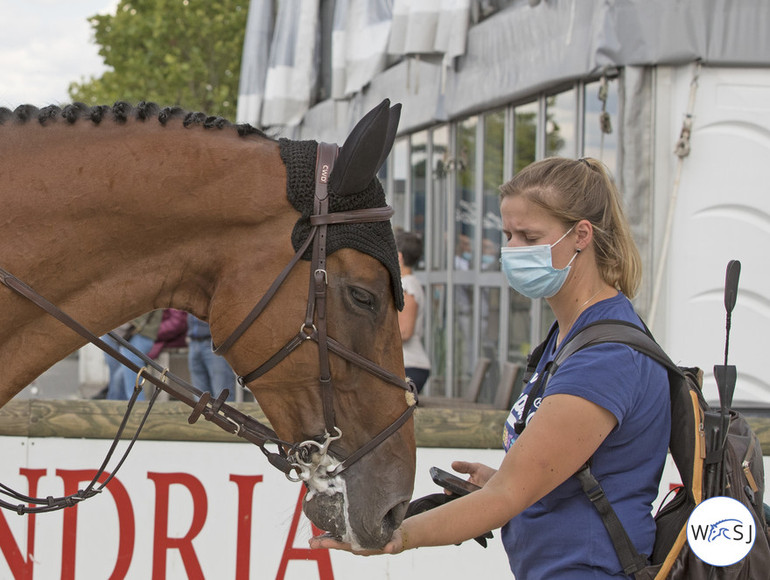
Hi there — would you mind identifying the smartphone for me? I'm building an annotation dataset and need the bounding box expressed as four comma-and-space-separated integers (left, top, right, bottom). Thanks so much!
430, 466, 482, 496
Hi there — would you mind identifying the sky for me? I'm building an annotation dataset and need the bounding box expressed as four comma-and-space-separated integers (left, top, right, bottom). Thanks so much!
0, 0, 118, 109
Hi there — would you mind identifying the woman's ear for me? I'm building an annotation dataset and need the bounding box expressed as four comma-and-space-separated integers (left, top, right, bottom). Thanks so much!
574, 219, 593, 252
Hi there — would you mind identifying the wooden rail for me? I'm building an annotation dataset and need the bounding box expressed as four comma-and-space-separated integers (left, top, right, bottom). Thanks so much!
0, 400, 508, 449
2, 400, 770, 453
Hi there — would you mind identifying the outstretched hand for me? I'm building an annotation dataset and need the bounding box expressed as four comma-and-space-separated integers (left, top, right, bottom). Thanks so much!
309, 530, 405, 555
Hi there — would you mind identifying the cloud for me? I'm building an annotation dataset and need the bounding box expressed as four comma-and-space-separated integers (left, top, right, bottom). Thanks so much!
0, 1, 116, 108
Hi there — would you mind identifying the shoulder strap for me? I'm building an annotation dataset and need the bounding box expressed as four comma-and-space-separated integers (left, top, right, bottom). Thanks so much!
552, 319, 684, 379
522, 322, 559, 384
575, 463, 650, 574
550, 319, 682, 575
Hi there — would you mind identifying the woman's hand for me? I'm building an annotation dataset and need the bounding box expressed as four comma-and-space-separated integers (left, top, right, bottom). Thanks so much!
451, 461, 497, 487
309, 529, 406, 555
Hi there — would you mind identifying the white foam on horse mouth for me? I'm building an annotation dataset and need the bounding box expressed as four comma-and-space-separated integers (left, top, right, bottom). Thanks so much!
301, 453, 361, 549
300, 448, 341, 494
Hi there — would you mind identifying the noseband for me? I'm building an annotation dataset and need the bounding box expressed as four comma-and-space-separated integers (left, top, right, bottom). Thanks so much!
213, 142, 417, 481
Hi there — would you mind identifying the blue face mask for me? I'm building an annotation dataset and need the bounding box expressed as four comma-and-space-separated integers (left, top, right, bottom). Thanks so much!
500, 226, 578, 299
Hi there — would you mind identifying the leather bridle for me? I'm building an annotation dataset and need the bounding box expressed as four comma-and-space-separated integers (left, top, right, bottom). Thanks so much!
0, 142, 416, 513
213, 141, 417, 480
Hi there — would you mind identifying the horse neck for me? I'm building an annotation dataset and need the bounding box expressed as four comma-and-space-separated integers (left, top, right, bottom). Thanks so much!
0, 122, 294, 399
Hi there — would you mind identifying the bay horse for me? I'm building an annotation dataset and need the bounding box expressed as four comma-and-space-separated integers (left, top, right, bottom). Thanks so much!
0, 99, 415, 549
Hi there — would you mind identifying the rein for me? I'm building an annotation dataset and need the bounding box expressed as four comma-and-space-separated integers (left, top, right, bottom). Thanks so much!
0, 142, 416, 514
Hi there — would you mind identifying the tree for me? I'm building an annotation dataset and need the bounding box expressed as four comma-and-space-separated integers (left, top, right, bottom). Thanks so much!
69, 0, 249, 120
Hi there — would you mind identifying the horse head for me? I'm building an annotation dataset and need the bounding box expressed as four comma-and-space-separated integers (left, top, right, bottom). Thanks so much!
210, 100, 416, 549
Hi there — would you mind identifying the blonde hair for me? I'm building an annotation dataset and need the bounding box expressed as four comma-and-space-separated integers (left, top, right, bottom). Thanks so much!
499, 157, 642, 297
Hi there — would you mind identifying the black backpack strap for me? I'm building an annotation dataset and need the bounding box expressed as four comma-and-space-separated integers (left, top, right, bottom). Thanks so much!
575, 463, 650, 575
550, 320, 682, 576
514, 359, 554, 435
515, 323, 560, 435
552, 319, 683, 378
522, 322, 559, 383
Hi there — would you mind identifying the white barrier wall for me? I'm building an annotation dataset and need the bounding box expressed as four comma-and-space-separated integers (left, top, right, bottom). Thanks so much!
2, 435, 767, 579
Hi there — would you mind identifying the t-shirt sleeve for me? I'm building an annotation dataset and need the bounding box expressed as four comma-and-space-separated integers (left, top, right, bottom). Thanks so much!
544, 343, 643, 428
401, 276, 414, 296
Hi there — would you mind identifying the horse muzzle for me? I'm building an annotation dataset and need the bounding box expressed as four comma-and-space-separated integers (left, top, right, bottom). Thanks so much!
302, 479, 409, 550
300, 445, 412, 550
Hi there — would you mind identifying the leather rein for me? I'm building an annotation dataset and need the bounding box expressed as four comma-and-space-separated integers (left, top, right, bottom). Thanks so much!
0, 142, 416, 514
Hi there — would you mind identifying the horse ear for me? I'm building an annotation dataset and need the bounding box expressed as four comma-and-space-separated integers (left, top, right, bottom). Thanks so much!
376, 103, 401, 174
330, 100, 401, 196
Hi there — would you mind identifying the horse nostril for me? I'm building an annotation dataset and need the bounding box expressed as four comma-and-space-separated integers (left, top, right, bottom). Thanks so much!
384, 499, 410, 535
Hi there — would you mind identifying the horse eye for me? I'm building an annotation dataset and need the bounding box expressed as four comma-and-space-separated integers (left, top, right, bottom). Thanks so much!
349, 287, 375, 309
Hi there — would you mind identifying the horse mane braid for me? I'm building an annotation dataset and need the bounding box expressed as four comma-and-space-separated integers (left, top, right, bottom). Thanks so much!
0, 101, 266, 138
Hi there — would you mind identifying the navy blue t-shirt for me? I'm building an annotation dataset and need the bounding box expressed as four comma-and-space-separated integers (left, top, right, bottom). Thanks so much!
501, 293, 670, 578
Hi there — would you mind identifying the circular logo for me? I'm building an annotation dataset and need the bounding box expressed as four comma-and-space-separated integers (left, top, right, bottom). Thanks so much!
687, 496, 756, 566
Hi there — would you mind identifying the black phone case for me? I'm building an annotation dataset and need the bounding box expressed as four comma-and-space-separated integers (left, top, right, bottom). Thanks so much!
430, 467, 481, 496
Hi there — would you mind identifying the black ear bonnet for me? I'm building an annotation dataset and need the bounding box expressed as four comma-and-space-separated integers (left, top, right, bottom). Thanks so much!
279, 100, 404, 310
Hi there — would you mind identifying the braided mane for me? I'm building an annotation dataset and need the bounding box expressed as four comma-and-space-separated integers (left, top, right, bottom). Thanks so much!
0, 101, 266, 138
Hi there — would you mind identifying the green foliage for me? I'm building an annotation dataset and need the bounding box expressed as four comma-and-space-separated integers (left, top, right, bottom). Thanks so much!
514, 110, 537, 174
483, 110, 504, 192
69, 0, 249, 120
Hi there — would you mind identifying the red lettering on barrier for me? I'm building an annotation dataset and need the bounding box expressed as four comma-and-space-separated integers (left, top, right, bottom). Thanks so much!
0, 468, 45, 579
56, 469, 134, 580
230, 474, 264, 580
148, 472, 207, 580
275, 486, 334, 580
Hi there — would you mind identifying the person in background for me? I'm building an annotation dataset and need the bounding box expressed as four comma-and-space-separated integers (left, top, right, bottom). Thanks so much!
312, 157, 670, 579
99, 310, 186, 400
187, 314, 236, 401
148, 309, 188, 359
481, 237, 501, 271
108, 310, 163, 401
454, 232, 472, 270
396, 231, 431, 393
94, 330, 124, 399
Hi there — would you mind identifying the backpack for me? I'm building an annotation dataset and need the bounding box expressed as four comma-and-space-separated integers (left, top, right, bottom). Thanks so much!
523, 319, 770, 579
